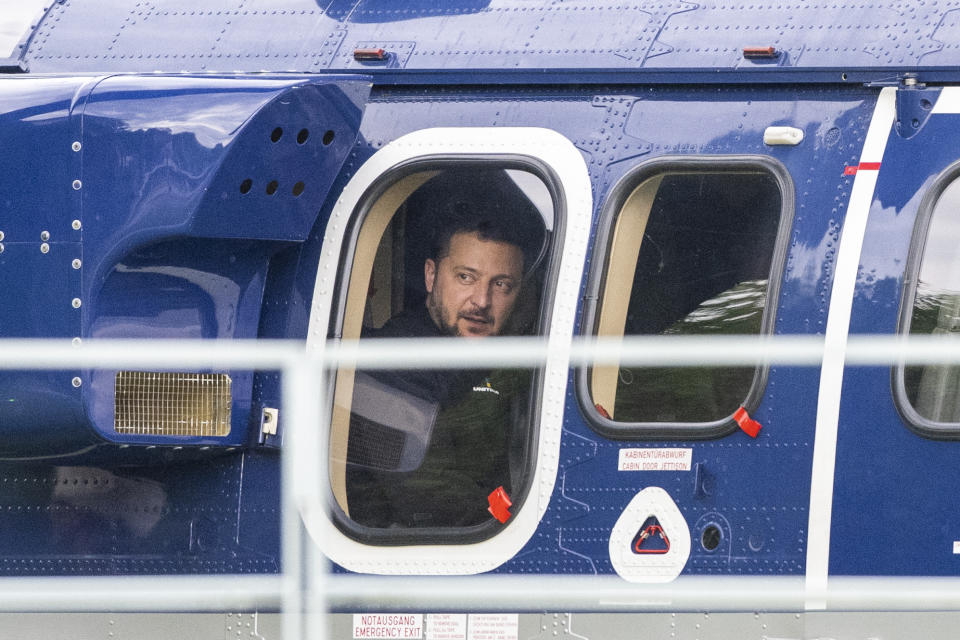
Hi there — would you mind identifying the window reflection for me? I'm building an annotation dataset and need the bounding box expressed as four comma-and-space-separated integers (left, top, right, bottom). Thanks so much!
590, 170, 782, 426
906, 179, 960, 422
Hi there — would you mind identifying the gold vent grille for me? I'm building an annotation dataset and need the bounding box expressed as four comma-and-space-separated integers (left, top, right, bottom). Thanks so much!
115, 372, 232, 436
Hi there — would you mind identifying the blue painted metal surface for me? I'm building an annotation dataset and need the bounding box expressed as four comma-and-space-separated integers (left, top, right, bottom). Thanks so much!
12, 0, 960, 84
0, 456, 280, 574
0, 74, 369, 452
0, 77, 90, 456
832, 108, 960, 576
0, 71, 369, 574
304, 85, 875, 576
75, 74, 369, 446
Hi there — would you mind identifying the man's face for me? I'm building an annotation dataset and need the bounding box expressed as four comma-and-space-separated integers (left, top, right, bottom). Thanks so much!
424, 231, 524, 338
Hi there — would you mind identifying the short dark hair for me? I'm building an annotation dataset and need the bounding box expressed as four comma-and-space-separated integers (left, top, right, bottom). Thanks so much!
431, 212, 523, 263
418, 167, 546, 273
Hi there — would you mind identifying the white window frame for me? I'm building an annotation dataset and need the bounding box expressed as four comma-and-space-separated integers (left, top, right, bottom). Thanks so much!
304, 127, 592, 574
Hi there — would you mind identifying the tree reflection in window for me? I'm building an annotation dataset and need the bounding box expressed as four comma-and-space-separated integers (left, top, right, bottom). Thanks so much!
591, 170, 782, 427
905, 179, 960, 423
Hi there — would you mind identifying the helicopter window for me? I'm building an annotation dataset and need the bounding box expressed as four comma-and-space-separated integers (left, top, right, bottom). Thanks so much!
896, 174, 960, 437
581, 160, 791, 438
328, 163, 554, 543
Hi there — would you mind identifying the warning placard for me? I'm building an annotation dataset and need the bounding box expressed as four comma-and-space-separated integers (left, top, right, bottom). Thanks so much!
467, 614, 518, 640
618, 448, 692, 471
353, 614, 423, 639
426, 614, 466, 640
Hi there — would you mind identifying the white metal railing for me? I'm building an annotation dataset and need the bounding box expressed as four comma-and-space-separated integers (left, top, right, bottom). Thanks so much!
4, 335, 960, 635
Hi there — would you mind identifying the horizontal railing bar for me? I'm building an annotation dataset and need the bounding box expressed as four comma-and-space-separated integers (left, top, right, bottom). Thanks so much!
0, 575, 282, 612
0, 339, 304, 369
3, 335, 960, 369
325, 575, 960, 613
4, 335, 960, 620
0, 574, 955, 614
329, 334, 960, 368
330, 335, 818, 368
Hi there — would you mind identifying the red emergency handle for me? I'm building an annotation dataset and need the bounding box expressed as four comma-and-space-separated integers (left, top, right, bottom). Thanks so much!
634, 524, 670, 554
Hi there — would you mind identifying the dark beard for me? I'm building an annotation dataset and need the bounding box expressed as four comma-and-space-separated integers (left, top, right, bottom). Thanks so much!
426, 291, 459, 336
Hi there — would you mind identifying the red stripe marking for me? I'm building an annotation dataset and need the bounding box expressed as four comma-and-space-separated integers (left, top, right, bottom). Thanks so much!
843, 162, 882, 176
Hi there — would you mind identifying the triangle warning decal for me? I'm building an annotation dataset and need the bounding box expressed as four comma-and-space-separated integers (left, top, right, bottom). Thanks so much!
632, 516, 670, 554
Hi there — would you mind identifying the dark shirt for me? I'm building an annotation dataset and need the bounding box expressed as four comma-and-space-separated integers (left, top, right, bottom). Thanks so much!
345, 306, 522, 529
359, 306, 478, 408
